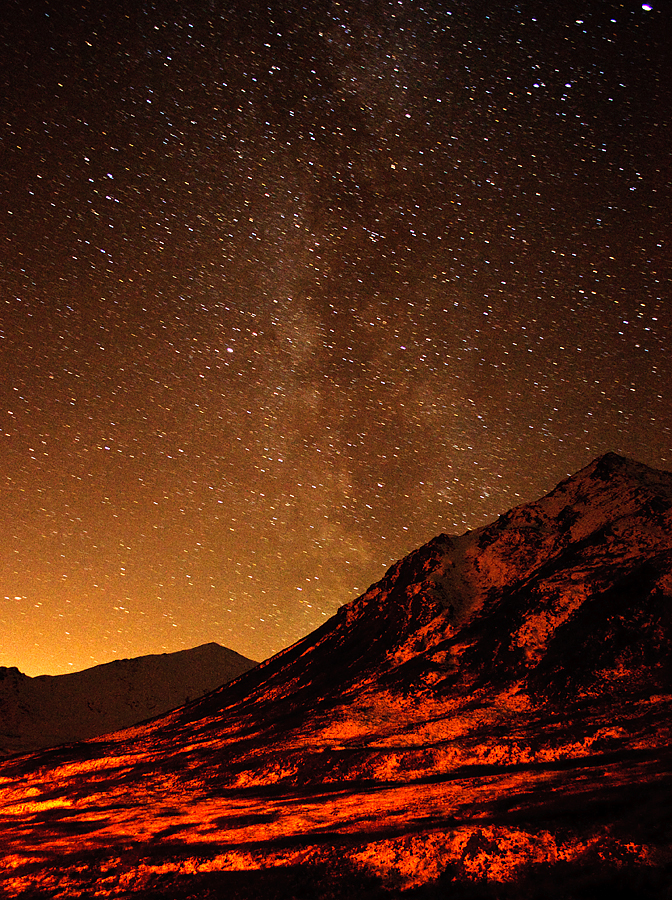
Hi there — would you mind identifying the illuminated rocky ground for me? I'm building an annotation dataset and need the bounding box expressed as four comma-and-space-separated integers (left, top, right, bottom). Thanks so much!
1, 453, 671, 898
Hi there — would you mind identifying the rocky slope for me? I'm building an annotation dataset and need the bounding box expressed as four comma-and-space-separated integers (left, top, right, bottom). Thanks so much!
0, 452, 670, 898
0, 643, 257, 757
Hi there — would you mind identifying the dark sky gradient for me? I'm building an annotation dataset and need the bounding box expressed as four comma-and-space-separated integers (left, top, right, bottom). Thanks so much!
1, 0, 670, 675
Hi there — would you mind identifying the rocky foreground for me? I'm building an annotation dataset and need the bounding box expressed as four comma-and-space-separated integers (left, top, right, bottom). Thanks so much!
0, 452, 671, 898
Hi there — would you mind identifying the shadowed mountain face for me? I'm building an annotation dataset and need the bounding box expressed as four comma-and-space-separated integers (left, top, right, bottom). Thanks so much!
0, 643, 257, 757
1, 453, 671, 898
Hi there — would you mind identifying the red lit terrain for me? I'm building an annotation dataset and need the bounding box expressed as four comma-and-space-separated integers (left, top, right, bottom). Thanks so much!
1, 453, 671, 898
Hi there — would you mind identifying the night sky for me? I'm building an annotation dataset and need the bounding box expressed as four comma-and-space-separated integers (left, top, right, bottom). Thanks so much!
2, 0, 670, 676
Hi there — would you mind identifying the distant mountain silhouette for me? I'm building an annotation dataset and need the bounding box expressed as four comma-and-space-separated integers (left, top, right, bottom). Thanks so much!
0, 643, 257, 757
0, 453, 671, 899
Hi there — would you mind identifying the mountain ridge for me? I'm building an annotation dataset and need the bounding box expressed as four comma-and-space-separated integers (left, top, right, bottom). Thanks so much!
0, 642, 257, 757
169, 451, 671, 721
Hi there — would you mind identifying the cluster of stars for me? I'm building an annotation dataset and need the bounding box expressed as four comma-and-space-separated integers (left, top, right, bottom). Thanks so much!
1, 0, 670, 675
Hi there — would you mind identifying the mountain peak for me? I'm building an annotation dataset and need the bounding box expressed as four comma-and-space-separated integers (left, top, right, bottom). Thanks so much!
170, 455, 671, 731
589, 449, 634, 469
0, 644, 257, 757
556, 450, 672, 493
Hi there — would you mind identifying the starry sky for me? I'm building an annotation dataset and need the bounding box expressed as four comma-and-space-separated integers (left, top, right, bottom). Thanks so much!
2, 0, 670, 676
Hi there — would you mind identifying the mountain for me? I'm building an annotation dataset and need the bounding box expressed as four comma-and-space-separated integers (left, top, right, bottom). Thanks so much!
0, 643, 257, 757
0, 452, 671, 898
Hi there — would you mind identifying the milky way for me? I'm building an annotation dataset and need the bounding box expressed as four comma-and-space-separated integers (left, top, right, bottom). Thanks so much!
1, 0, 670, 675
